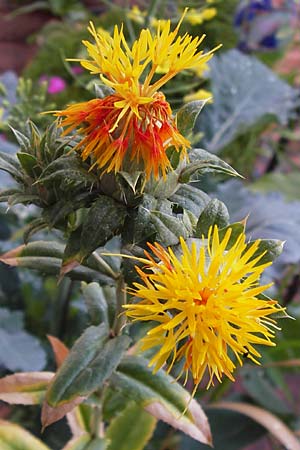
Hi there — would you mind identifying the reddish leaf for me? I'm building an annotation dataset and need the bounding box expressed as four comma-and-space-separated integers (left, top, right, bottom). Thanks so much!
47, 335, 69, 368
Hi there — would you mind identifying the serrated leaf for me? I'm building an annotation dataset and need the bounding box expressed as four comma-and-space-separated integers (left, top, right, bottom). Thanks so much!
176, 100, 207, 137
179, 148, 241, 183
0, 421, 51, 450
79, 196, 127, 261
37, 155, 98, 186
106, 402, 156, 450
10, 127, 31, 152
0, 372, 54, 405
111, 356, 212, 445
43, 325, 131, 427
196, 199, 230, 237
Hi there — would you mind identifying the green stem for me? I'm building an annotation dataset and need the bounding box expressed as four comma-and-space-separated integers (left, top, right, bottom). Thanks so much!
91, 404, 102, 439
113, 275, 127, 336
92, 251, 119, 280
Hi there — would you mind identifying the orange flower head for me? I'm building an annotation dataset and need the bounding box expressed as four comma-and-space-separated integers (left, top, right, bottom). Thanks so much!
55, 13, 218, 179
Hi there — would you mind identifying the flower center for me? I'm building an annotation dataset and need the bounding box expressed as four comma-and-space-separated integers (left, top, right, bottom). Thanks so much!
194, 287, 214, 306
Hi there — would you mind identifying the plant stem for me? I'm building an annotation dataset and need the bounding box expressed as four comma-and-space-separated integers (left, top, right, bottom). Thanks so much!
113, 275, 127, 336
92, 251, 119, 280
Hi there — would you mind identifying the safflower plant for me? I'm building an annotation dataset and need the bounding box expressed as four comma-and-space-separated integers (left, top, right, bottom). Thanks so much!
0, 13, 289, 450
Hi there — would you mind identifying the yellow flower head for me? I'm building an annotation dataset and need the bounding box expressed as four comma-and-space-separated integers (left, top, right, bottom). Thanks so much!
184, 89, 213, 104
185, 7, 217, 26
127, 5, 146, 25
55, 12, 218, 179
125, 226, 283, 389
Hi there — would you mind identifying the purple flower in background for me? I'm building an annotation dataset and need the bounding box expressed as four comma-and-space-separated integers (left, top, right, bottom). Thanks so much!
71, 66, 84, 75
234, 0, 296, 52
39, 75, 67, 94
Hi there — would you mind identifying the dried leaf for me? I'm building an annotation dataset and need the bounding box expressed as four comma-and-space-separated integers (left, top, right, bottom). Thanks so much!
0, 372, 54, 405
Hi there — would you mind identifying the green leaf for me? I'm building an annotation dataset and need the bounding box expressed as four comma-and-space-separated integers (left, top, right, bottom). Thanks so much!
17, 152, 40, 178
81, 282, 109, 326
23, 218, 48, 244
169, 184, 210, 218
151, 210, 190, 246
8, 192, 40, 207
218, 222, 245, 249
0, 242, 113, 284
146, 170, 179, 199
106, 402, 156, 450
0, 151, 23, 183
179, 148, 241, 183
247, 239, 284, 266
79, 196, 127, 261
117, 171, 144, 194
0, 188, 22, 203
10, 127, 31, 152
63, 435, 107, 450
196, 199, 230, 237
42, 193, 93, 228
111, 356, 212, 445
176, 100, 207, 137
43, 324, 131, 427
0, 421, 51, 450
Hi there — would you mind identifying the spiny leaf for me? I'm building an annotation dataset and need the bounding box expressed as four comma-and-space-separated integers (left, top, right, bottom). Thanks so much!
179, 148, 241, 183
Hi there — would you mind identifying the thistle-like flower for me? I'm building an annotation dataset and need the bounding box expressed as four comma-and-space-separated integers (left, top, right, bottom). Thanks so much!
55, 13, 217, 179
124, 226, 283, 388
